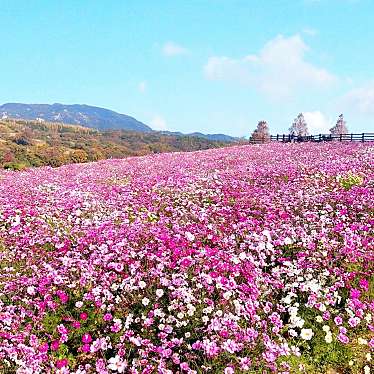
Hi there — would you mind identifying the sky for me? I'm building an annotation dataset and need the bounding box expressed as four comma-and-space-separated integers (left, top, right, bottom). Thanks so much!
1, 0, 374, 136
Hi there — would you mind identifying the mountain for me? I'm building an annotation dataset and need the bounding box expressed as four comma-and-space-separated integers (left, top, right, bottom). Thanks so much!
0, 103, 152, 132
160, 131, 237, 143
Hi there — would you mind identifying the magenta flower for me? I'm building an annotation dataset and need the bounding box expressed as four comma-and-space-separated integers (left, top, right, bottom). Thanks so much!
56, 358, 68, 369
38, 342, 49, 353
56, 290, 69, 304
103, 313, 113, 321
51, 340, 60, 351
82, 333, 92, 344
79, 312, 88, 321
350, 288, 361, 299
82, 343, 90, 353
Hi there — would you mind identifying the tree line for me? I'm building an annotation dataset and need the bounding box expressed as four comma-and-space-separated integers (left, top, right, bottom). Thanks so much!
250, 113, 348, 143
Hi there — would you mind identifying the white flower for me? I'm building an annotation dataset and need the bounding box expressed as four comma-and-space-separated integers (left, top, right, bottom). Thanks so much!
358, 338, 368, 345
141, 297, 150, 306
156, 289, 164, 298
322, 325, 330, 332
316, 316, 323, 323
139, 281, 146, 289
294, 317, 305, 328
177, 312, 184, 319
223, 291, 232, 300
108, 355, 127, 373
284, 237, 292, 245
289, 329, 298, 337
325, 333, 332, 343
185, 232, 195, 241
300, 328, 314, 340
366, 353, 371, 362
26, 286, 36, 296
364, 365, 370, 374
318, 304, 326, 312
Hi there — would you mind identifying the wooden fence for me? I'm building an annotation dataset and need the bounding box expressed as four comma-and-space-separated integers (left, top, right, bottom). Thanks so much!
250, 133, 374, 144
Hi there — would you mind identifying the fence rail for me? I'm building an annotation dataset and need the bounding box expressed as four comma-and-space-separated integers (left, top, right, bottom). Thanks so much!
250, 133, 374, 144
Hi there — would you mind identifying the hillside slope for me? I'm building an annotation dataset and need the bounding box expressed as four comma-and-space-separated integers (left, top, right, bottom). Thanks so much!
0, 118, 231, 169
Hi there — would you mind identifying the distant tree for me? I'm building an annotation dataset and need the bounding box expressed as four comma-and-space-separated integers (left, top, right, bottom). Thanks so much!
289, 113, 309, 137
330, 114, 348, 135
2, 151, 14, 163
250, 121, 270, 143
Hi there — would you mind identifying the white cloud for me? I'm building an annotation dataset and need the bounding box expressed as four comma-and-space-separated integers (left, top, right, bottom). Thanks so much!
150, 115, 168, 130
138, 81, 147, 93
162, 41, 189, 56
204, 34, 336, 99
303, 111, 333, 134
302, 27, 318, 36
340, 83, 374, 115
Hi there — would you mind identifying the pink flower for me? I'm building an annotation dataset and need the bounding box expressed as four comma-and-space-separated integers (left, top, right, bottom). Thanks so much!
72, 321, 81, 329
82, 344, 90, 353
180, 362, 190, 371
103, 313, 113, 321
80, 312, 88, 321
359, 278, 369, 291
82, 333, 92, 344
350, 288, 361, 299
57, 324, 68, 335
348, 317, 360, 328
51, 340, 60, 351
56, 290, 69, 304
334, 316, 343, 326
338, 333, 349, 344
56, 358, 68, 369
38, 342, 49, 353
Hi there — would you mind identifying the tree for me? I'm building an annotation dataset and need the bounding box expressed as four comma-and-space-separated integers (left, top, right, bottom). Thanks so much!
330, 114, 348, 135
289, 113, 308, 137
250, 121, 270, 143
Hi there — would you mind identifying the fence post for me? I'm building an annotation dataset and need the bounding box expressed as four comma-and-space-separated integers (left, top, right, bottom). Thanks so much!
339, 134, 342, 142
351, 133, 353, 141
276, 134, 279, 141
282, 134, 285, 142
362, 133, 365, 142
319, 134, 321, 142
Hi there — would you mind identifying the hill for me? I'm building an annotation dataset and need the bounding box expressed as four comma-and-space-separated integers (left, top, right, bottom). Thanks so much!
0, 103, 239, 142
0, 118, 233, 170
0, 103, 152, 132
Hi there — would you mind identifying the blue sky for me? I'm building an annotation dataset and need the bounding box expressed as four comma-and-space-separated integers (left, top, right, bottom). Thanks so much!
1, 0, 374, 136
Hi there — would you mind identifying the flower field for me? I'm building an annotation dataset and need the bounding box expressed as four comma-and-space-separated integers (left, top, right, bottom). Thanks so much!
0, 142, 373, 374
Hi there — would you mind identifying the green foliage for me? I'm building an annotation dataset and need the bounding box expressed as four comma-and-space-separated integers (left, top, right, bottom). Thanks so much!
0, 118, 232, 170
338, 172, 364, 190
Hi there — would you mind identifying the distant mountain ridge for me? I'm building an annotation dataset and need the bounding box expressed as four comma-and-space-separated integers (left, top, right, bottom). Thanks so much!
0, 103, 238, 142
0, 103, 152, 132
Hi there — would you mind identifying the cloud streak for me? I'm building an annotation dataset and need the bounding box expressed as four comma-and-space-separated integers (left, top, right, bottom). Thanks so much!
162, 42, 189, 57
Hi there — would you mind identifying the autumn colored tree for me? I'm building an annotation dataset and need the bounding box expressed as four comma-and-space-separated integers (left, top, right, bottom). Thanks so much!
250, 121, 270, 143
289, 113, 309, 137
71, 149, 89, 163
330, 114, 348, 135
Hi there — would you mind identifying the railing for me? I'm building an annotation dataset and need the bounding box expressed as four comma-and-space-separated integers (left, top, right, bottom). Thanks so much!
250, 133, 374, 144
